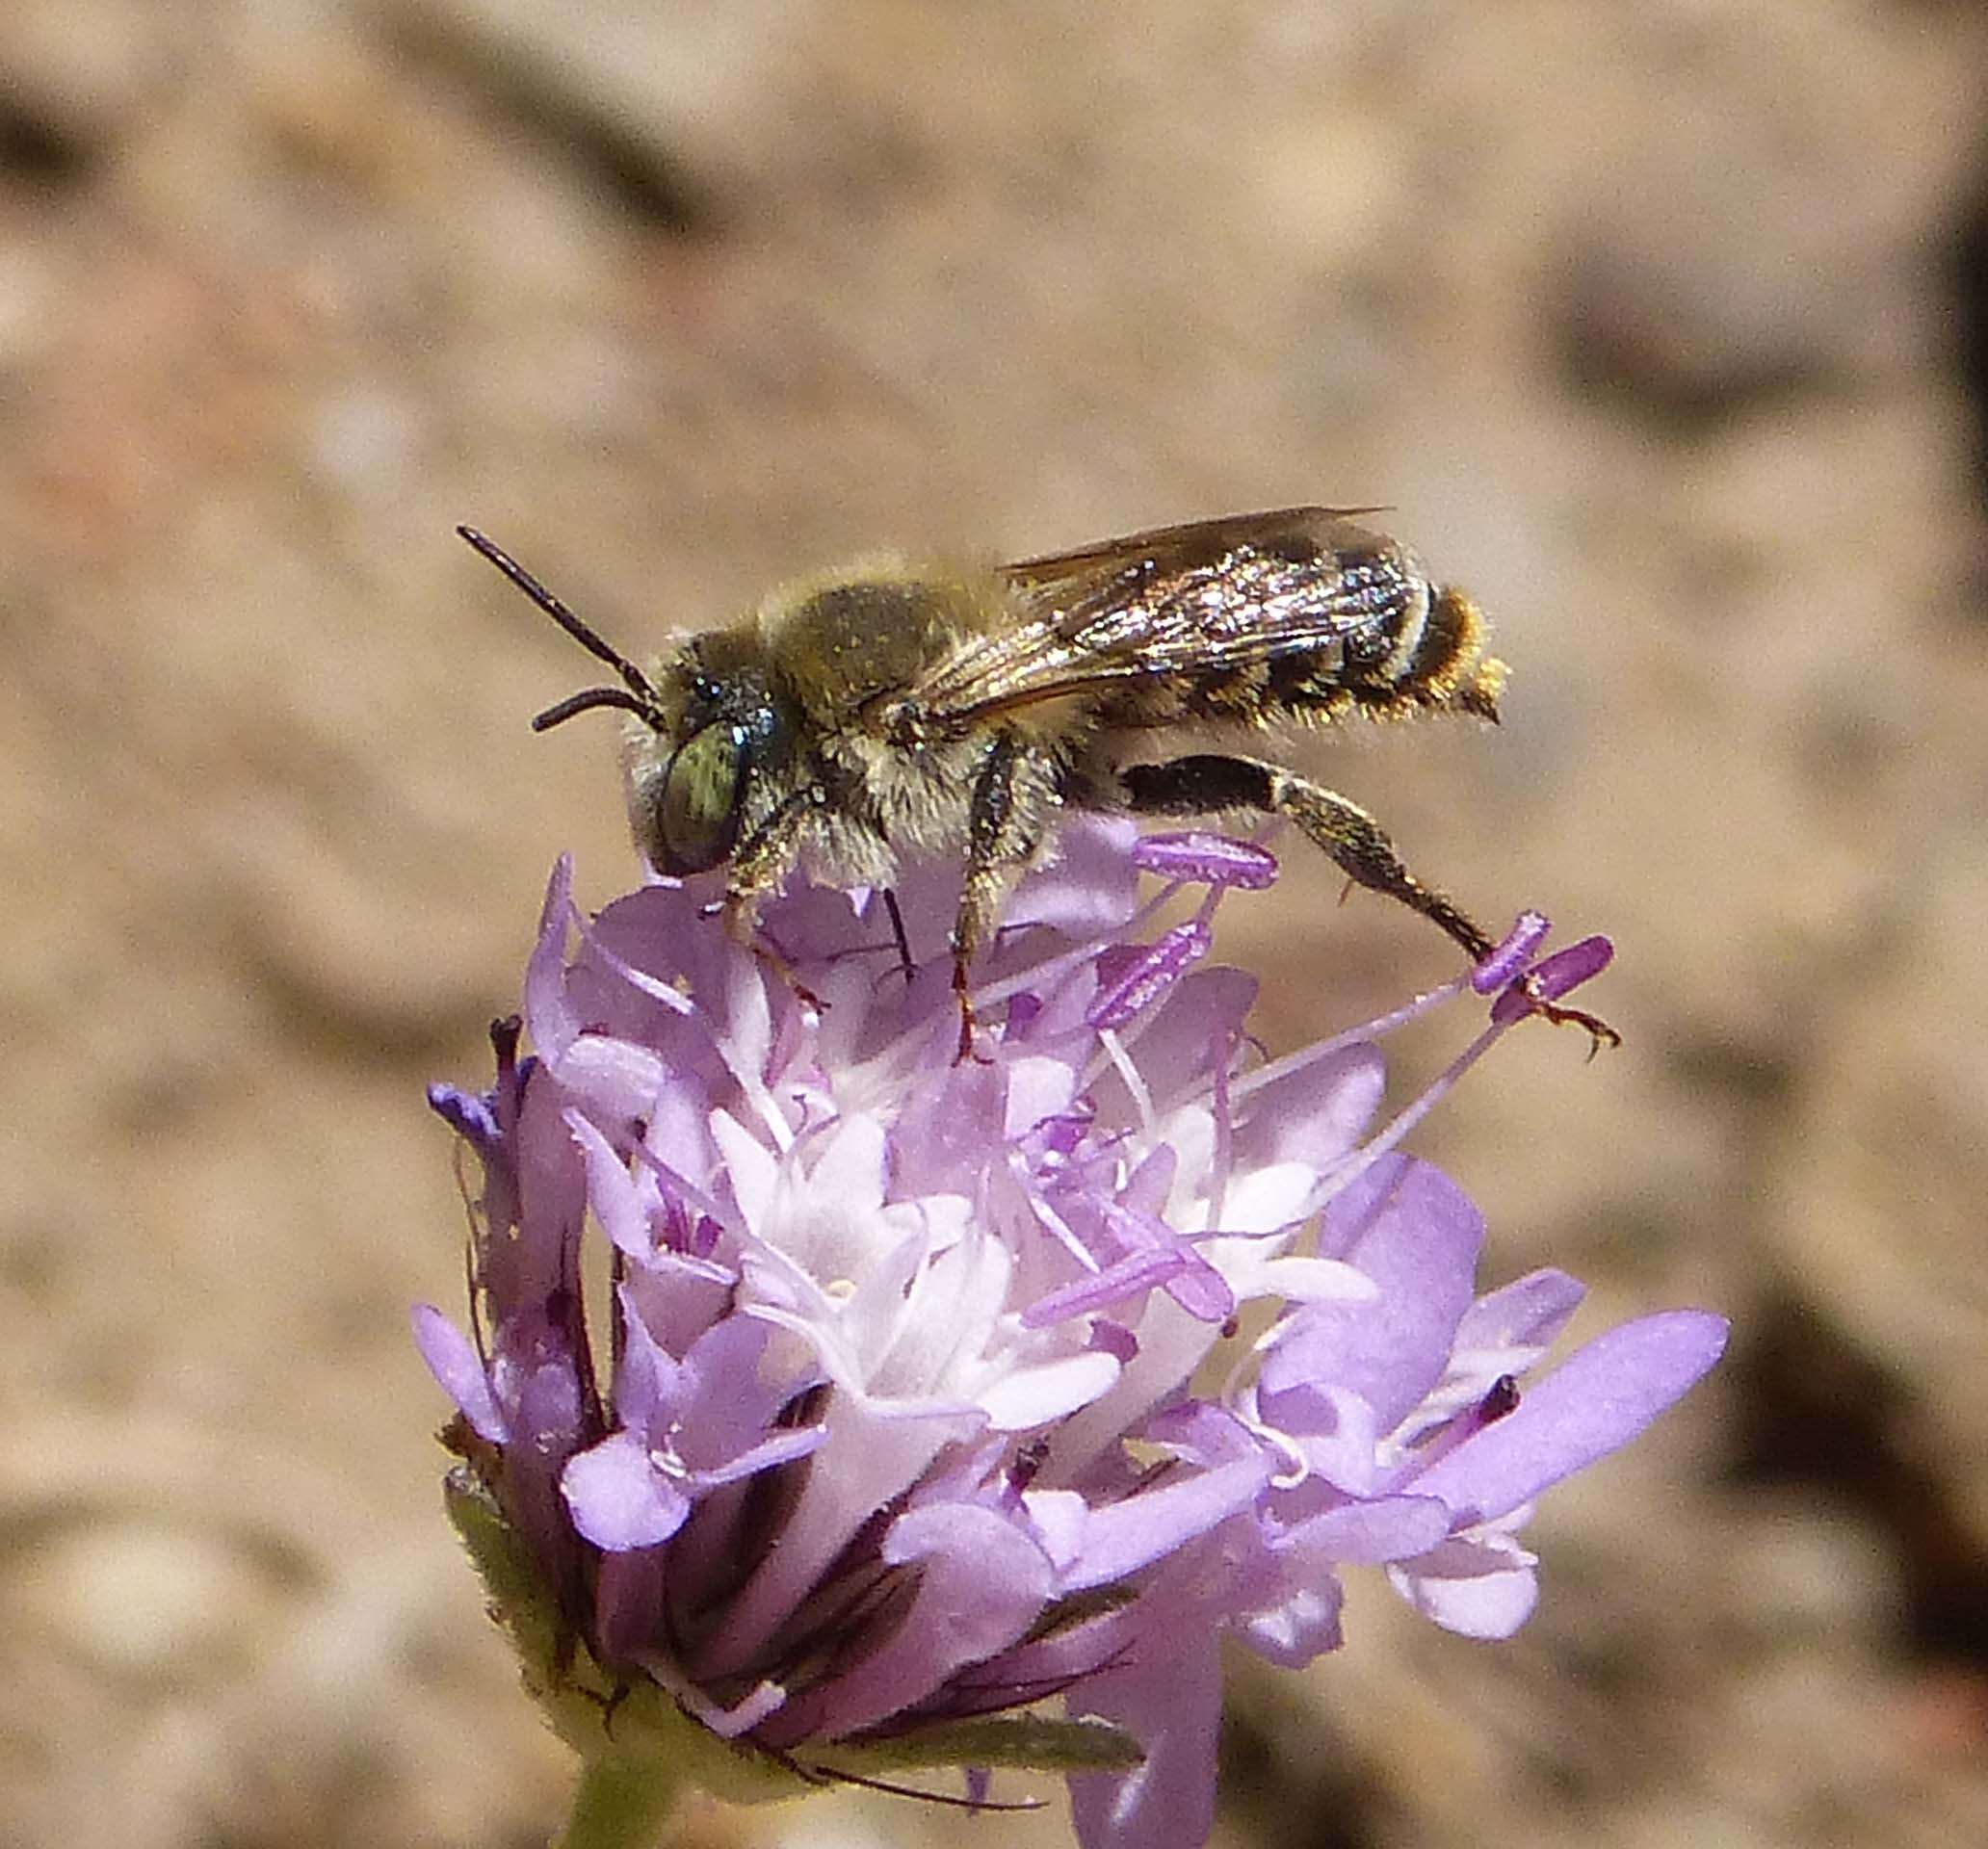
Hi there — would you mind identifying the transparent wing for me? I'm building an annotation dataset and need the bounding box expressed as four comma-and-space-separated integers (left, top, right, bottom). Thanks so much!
910, 507, 1426, 721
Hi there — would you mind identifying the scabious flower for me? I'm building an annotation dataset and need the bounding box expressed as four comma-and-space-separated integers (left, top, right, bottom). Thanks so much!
417, 820, 1725, 1849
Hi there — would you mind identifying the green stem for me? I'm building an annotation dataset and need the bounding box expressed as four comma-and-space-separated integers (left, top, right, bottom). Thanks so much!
552, 1754, 685, 1849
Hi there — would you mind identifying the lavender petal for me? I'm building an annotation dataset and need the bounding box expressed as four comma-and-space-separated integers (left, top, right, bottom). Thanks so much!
411, 1304, 507, 1444
1410, 1311, 1730, 1523
1067, 1639, 1223, 1849
562, 1430, 693, 1551
1387, 1533, 1540, 1639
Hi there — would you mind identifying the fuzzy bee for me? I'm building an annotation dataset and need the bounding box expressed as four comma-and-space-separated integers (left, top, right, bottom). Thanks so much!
460, 508, 1595, 1054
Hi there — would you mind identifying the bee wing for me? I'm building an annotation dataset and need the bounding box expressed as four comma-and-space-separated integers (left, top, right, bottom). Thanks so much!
913, 507, 1419, 720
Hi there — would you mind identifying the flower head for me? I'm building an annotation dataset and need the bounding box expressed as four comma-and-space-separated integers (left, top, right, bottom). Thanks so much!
418, 821, 1725, 1849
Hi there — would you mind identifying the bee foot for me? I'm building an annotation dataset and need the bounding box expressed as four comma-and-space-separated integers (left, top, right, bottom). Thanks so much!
1484, 931, 1618, 1055
1520, 986, 1621, 1058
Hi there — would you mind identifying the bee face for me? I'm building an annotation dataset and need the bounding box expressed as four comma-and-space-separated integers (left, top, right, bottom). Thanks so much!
628, 651, 794, 877
644, 715, 751, 873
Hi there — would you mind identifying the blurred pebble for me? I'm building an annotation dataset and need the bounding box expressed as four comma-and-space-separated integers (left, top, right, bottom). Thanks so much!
1551, 80, 1935, 423
0, 0, 178, 160
306, 385, 424, 498
17, 1521, 250, 1680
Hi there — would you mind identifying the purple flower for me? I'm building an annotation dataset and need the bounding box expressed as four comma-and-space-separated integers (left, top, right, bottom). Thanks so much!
417, 821, 1725, 1849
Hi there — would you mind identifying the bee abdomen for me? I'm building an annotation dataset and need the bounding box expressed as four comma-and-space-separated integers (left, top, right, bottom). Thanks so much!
1249, 584, 1503, 723
1181, 661, 1286, 720
1405, 586, 1504, 718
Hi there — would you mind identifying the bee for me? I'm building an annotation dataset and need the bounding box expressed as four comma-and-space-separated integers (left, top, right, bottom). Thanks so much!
459, 508, 1609, 1055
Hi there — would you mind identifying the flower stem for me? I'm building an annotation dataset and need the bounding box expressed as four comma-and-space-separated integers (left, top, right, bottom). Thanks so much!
553, 1755, 685, 1849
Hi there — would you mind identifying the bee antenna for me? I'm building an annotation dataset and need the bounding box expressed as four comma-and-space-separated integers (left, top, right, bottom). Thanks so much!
457, 526, 662, 710
532, 687, 659, 732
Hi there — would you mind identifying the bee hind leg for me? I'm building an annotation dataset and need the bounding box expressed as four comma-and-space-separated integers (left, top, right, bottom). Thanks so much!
1117, 753, 1496, 962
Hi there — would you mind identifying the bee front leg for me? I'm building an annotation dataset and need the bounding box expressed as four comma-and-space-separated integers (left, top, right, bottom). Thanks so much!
723, 786, 829, 1013
952, 734, 1054, 1061
1118, 753, 1497, 962
719, 892, 828, 1016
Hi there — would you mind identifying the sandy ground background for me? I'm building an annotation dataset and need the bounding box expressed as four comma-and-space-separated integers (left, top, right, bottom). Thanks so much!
5, 3, 1987, 1845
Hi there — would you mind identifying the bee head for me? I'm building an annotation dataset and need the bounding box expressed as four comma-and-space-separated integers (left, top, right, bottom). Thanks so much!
457, 527, 790, 877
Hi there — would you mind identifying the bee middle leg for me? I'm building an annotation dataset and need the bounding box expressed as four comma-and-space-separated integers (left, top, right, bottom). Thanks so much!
881, 889, 916, 984
951, 733, 1056, 1059
1118, 753, 1496, 962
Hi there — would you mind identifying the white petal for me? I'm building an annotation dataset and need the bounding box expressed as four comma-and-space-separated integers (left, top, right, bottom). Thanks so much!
710, 1107, 778, 1236
979, 1349, 1121, 1430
